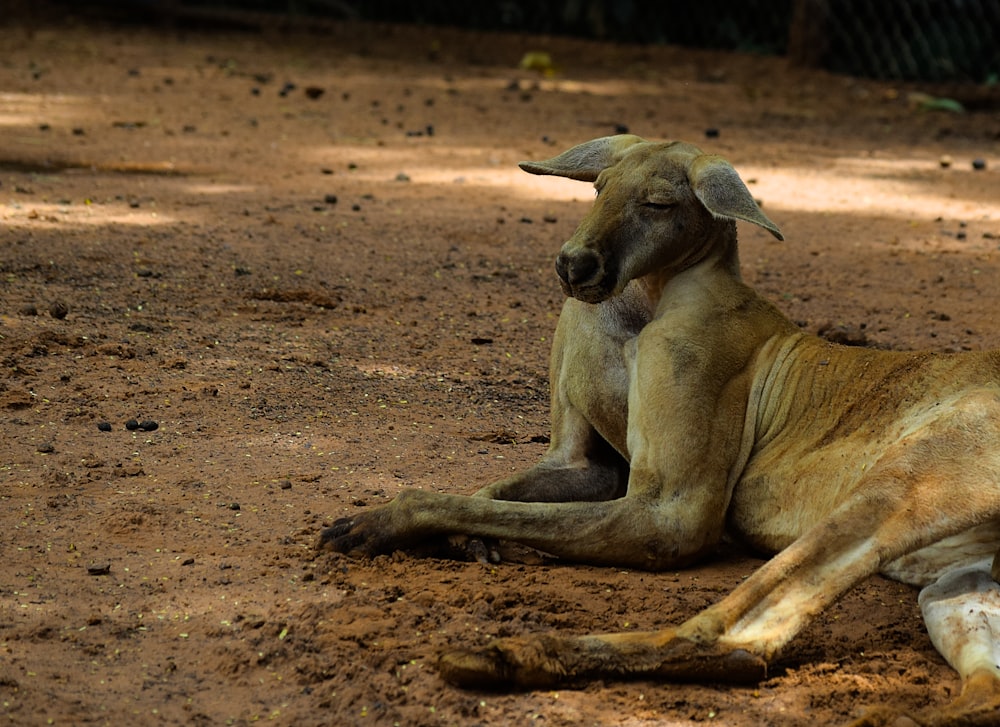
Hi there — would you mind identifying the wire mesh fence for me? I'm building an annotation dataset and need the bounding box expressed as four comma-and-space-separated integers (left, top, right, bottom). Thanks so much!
91, 0, 1000, 83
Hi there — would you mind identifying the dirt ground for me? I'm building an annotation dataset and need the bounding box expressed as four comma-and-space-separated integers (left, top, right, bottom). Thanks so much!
2, 11, 1000, 727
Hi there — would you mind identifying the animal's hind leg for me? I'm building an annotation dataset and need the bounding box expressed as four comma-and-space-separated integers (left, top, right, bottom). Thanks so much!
439, 421, 1000, 690
916, 559, 1000, 725
438, 484, 905, 687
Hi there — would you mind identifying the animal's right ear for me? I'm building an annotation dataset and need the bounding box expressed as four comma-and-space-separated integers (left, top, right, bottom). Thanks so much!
518, 134, 646, 182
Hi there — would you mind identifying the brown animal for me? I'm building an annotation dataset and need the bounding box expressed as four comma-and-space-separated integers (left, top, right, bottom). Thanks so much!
320, 135, 1000, 725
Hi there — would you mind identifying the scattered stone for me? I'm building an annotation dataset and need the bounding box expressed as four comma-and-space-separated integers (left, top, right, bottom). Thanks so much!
324, 194, 338, 204
939, 154, 952, 168
48, 301, 69, 319
705, 127, 720, 138
395, 172, 411, 182
972, 158, 987, 171
304, 86, 325, 99
97, 422, 112, 432
37, 442, 55, 453
138, 420, 159, 432
229, 502, 241, 511
280, 480, 292, 490
87, 563, 111, 576
125, 419, 140, 431
614, 123, 629, 134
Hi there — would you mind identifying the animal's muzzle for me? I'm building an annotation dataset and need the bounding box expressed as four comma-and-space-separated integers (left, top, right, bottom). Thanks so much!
555, 249, 601, 288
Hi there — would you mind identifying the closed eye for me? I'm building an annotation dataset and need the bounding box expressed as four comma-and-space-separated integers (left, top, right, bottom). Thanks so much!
643, 201, 674, 210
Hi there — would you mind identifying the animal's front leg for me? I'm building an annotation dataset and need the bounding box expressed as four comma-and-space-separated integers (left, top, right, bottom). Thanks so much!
319, 489, 700, 569
318, 494, 419, 557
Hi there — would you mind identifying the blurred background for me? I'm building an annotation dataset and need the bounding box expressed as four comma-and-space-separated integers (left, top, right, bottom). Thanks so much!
20, 0, 1000, 84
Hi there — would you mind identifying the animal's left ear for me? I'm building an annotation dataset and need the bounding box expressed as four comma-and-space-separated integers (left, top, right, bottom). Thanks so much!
689, 155, 784, 241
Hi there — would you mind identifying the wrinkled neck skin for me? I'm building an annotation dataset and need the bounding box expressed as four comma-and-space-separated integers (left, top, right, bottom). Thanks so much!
631, 218, 741, 314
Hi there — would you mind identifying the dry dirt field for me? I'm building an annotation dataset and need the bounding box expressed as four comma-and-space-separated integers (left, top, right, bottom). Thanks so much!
2, 12, 1000, 727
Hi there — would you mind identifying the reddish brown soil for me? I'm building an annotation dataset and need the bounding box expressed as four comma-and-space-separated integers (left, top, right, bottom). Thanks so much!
2, 16, 1000, 727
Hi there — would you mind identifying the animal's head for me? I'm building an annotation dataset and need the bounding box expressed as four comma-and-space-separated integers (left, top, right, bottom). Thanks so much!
519, 135, 782, 303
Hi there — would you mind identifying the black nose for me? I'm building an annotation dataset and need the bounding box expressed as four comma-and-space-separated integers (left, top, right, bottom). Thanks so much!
555, 250, 600, 286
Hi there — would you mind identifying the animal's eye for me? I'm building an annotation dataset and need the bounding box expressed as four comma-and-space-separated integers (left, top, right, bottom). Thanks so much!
643, 201, 674, 210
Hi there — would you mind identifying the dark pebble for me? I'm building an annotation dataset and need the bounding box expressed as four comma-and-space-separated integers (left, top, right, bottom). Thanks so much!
250, 87, 261, 96
280, 480, 292, 490
352, 204, 361, 211
138, 420, 159, 432
87, 564, 111, 576
48, 301, 69, 319
304, 86, 325, 99
614, 123, 629, 134
39, 123, 51, 131
181, 557, 195, 566
972, 158, 987, 171
125, 419, 140, 431
321, 168, 334, 175
20, 304, 38, 316
229, 503, 241, 511
705, 127, 720, 138
97, 422, 112, 432
324, 194, 338, 204
37, 442, 55, 453
72, 127, 85, 136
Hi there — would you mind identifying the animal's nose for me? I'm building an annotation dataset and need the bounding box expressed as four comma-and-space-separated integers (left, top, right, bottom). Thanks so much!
555, 249, 600, 286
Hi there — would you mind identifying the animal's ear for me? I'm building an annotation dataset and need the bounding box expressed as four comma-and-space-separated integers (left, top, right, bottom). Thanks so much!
518, 134, 646, 182
688, 155, 784, 241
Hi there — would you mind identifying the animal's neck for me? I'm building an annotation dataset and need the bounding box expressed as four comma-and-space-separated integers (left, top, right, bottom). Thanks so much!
636, 227, 742, 311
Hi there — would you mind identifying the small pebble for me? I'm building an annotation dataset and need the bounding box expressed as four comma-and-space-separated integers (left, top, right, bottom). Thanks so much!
97, 422, 112, 432
280, 480, 292, 490
324, 194, 338, 204
87, 564, 111, 576
138, 420, 158, 432
229, 503, 241, 511
48, 301, 69, 319
37, 442, 55, 454
304, 86, 325, 99
125, 419, 140, 431
972, 158, 987, 171
705, 127, 720, 138
939, 155, 952, 168
614, 123, 629, 134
